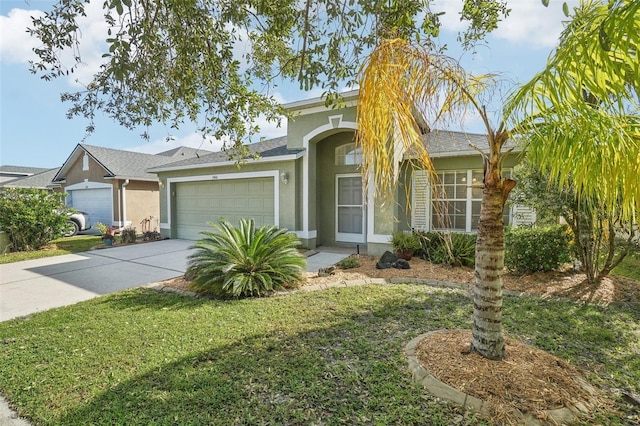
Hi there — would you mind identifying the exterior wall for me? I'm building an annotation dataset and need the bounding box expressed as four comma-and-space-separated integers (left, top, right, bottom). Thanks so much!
315, 132, 358, 246
62, 153, 111, 187
62, 152, 115, 224
122, 180, 160, 231
285, 106, 359, 249
157, 159, 297, 240
286, 106, 357, 150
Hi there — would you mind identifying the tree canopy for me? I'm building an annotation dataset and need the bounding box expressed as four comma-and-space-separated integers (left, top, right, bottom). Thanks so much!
28, 0, 508, 150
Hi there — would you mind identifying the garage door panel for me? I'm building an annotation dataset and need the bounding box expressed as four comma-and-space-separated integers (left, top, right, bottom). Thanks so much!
175, 178, 275, 240
68, 188, 112, 226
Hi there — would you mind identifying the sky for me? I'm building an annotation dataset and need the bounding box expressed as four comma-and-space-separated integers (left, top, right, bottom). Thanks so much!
0, 0, 579, 168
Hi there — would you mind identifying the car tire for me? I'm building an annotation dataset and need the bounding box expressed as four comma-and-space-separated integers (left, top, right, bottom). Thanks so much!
63, 220, 80, 237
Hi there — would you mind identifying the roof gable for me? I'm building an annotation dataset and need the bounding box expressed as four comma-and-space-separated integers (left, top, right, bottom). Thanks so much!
53, 144, 210, 182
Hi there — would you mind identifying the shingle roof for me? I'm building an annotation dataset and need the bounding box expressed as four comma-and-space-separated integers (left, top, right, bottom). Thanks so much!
52, 144, 213, 182
82, 144, 188, 179
156, 146, 214, 158
0, 165, 50, 175
406, 130, 520, 158
148, 136, 303, 172
1, 168, 60, 189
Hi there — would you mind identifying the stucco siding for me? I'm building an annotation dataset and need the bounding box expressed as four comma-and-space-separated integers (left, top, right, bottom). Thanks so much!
124, 180, 160, 230
286, 106, 357, 150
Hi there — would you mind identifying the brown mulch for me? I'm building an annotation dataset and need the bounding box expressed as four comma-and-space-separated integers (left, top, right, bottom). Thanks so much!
416, 330, 613, 424
152, 255, 638, 425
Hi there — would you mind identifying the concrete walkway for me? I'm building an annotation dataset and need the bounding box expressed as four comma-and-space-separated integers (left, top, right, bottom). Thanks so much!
0, 239, 194, 322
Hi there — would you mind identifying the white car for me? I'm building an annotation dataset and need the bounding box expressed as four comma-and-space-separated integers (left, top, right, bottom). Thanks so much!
63, 211, 92, 237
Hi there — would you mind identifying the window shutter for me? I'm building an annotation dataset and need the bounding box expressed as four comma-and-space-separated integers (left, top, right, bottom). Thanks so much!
412, 171, 429, 231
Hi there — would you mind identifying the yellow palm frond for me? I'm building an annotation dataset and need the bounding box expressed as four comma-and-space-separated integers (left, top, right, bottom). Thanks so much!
356, 38, 497, 201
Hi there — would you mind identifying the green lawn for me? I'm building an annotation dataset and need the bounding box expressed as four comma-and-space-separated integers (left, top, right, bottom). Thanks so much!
0, 285, 637, 425
0, 235, 102, 264
612, 249, 640, 281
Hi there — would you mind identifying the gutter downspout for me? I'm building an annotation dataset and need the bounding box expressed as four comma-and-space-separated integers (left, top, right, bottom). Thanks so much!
121, 179, 130, 228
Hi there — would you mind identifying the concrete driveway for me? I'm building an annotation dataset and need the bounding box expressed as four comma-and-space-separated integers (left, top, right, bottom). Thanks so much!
0, 239, 195, 322
0, 239, 348, 322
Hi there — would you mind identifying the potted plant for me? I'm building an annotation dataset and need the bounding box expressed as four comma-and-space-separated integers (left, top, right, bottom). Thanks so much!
391, 231, 421, 260
95, 222, 117, 246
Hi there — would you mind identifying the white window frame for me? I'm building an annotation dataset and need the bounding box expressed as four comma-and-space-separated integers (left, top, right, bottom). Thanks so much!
412, 169, 513, 233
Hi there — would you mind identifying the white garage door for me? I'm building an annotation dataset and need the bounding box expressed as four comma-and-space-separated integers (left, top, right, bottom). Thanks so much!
175, 178, 274, 240
68, 188, 112, 227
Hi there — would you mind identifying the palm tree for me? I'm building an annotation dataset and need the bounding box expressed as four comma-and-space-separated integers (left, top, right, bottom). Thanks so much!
357, 38, 515, 360
507, 0, 639, 225
356, 0, 639, 361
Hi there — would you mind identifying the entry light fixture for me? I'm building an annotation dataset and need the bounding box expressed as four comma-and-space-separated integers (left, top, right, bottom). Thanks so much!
280, 171, 289, 184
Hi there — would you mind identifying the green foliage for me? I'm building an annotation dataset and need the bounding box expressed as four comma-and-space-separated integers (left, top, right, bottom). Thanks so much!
0, 188, 69, 251
28, 0, 510, 147
417, 231, 477, 267
94, 222, 108, 235
336, 256, 360, 269
505, 225, 572, 274
512, 160, 638, 282
508, 0, 640, 223
390, 231, 421, 253
187, 218, 307, 298
120, 227, 137, 244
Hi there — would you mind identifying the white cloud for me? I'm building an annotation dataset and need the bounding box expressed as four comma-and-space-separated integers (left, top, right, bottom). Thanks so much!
1, 0, 112, 85
433, 0, 579, 49
492, 0, 578, 48
0, 7, 44, 63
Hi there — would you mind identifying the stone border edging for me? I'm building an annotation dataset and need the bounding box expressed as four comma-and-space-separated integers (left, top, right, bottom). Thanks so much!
405, 331, 583, 426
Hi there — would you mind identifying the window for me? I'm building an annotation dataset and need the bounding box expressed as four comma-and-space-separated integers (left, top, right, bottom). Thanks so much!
82, 153, 89, 171
335, 143, 362, 166
412, 169, 511, 232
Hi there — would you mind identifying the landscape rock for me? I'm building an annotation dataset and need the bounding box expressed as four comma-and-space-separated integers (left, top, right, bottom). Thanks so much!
393, 259, 411, 269
376, 251, 398, 269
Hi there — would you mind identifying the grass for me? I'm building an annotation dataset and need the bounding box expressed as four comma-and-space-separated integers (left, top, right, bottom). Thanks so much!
0, 284, 637, 425
0, 235, 102, 264
612, 248, 640, 281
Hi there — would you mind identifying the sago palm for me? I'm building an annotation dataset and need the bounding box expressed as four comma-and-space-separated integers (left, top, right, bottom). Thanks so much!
187, 218, 307, 298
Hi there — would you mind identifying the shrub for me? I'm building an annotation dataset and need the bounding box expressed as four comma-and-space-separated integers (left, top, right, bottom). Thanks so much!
0, 188, 69, 251
120, 227, 137, 244
336, 256, 360, 269
505, 225, 572, 274
417, 231, 476, 267
390, 231, 421, 253
187, 218, 307, 298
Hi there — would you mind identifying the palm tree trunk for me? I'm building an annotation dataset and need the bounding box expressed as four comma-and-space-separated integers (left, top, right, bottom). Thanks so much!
472, 159, 514, 361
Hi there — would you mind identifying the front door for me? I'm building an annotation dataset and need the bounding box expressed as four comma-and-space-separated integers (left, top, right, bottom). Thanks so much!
336, 174, 365, 243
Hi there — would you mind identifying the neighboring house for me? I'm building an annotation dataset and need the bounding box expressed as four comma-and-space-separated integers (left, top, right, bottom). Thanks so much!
149, 91, 534, 255
1, 168, 61, 190
51, 144, 211, 230
0, 165, 51, 185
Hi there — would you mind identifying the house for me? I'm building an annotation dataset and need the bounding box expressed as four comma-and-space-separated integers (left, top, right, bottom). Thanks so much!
50, 144, 211, 230
0, 165, 51, 185
149, 91, 533, 255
